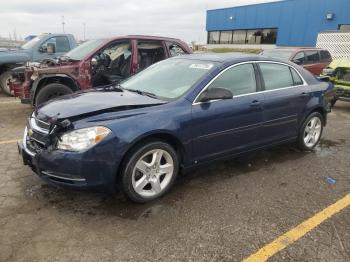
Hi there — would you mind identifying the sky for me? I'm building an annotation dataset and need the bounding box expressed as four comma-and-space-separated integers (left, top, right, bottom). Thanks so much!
0, 0, 280, 43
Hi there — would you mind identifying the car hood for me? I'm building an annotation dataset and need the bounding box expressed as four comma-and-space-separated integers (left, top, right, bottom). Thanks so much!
35, 89, 167, 120
0, 49, 31, 63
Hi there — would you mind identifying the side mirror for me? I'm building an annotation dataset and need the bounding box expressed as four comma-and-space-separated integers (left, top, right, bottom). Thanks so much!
46, 43, 56, 54
38, 46, 45, 53
198, 87, 233, 103
91, 57, 98, 66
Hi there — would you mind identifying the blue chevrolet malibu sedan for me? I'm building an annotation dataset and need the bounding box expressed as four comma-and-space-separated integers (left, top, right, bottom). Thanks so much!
19, 54, 333, 203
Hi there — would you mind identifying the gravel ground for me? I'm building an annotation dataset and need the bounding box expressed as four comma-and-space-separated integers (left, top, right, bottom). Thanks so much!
0, 92, 349, 262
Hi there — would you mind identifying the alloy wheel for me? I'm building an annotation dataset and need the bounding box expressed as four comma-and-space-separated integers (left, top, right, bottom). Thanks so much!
132, 149, 174, 198
303, 116, 322, 148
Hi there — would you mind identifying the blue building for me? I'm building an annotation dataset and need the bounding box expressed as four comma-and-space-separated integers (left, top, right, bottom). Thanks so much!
206, 0, 350, 47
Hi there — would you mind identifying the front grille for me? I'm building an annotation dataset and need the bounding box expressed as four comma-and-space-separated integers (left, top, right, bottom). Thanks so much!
26, 114, 51, 151
35, 118, 50, 130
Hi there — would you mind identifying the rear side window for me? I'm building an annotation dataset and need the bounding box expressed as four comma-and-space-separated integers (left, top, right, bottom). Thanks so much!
259, 63, 294, 90
167, 42, 186, 57
320, 50, 331, 62
305, 51, 320, 64
208, 63, 256, 96
290, 68, 304, 86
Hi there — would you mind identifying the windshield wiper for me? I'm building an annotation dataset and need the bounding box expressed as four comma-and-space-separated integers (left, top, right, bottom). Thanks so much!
124, 88, 158, 99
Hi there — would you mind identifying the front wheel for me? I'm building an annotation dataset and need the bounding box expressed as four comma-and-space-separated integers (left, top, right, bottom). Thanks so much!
298, 112, 324, 150
0, 70, 13, 96
121, 141, 179, 203
35, 83, 73, 106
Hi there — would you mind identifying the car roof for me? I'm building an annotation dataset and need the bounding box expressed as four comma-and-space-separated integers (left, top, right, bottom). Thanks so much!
102, 35, 185, 42
172, 52, 295, 65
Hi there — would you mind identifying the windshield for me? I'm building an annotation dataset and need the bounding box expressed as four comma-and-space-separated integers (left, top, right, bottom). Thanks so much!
261, 50, 293, 61
121, 58, 218, 100
64, 39, 105, 60
21, 36, 42, 50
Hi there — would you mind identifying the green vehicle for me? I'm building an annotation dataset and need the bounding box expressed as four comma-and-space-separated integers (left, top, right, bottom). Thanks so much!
321, 58, 350, 106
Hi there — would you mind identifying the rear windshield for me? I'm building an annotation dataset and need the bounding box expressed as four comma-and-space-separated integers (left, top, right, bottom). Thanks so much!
65, 39, 105, 60
261, 50, 293, 61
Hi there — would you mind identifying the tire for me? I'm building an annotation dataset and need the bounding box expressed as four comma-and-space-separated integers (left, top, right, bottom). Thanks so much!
330, 98, 337, 107
35, 83, 73, 106
298, 112, 324, 151
121, 141, 179, 203
0, 70, 13, 96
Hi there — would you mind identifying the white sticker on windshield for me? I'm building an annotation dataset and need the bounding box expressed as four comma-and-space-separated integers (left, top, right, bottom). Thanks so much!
189, 64, 214, 70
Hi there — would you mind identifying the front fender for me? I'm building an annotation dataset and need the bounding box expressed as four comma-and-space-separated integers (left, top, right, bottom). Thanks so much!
31, 74, 79, 105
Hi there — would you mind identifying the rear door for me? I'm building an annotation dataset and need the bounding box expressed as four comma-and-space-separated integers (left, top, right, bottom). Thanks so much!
304, 50, 321, 75
258, 62, 310, 144
191, 63, 265, 162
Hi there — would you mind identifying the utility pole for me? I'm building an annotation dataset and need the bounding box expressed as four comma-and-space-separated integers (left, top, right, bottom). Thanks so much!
62, 16, 65, 33
83, 23, 86, 41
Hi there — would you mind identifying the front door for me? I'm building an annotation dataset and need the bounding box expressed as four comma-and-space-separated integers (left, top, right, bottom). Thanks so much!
191, 63, 264, 162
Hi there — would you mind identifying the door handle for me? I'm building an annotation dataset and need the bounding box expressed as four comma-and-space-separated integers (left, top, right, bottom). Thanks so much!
250, 100, 261, 107
300, 92, 309, 97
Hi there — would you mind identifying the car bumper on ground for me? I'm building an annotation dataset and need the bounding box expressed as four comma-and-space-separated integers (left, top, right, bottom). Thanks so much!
18, 138, 119, 193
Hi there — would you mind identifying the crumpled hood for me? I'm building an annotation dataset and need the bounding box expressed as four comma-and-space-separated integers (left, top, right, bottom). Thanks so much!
36, 89, 166, 120
0, 49, 31, 64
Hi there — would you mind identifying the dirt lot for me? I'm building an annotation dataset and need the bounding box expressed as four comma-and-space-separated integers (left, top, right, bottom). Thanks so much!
0, 92, 349, 262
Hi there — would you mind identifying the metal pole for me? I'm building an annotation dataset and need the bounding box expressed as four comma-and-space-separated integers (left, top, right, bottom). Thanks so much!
83, 23, 86, 41
62, 16, 65, 33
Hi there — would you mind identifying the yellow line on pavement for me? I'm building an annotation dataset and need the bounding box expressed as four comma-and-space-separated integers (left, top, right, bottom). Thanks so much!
0, 139, 20, 145
244, 193, 350, 262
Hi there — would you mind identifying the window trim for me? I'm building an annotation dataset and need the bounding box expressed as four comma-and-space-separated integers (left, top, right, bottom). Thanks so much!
193, 61, 307, 105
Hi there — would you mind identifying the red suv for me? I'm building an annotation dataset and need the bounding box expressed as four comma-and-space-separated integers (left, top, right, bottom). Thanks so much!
10, 35, 192, 105
261, 48, 332, 75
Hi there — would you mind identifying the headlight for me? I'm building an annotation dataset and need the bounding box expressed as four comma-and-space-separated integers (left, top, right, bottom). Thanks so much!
57, 126, 111, 151
322, 68, 335, 76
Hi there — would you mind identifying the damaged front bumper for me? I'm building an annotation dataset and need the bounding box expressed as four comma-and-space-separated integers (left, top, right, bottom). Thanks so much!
19, 116, 121, 193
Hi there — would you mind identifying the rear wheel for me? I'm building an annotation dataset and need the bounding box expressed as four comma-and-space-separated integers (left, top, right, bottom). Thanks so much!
298, 112, 324, 150
35, 83, 73, 106
0, 70, 13, 96
121, 141, 179, 203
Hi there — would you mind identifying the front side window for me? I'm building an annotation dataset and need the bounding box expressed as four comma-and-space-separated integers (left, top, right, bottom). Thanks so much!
207, 64, 257, 96
40, 36, 70, 53
292, 52, 305, 65
122, 58, 217, 100
305, 51, 320, 64
259, 63, 294, 90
